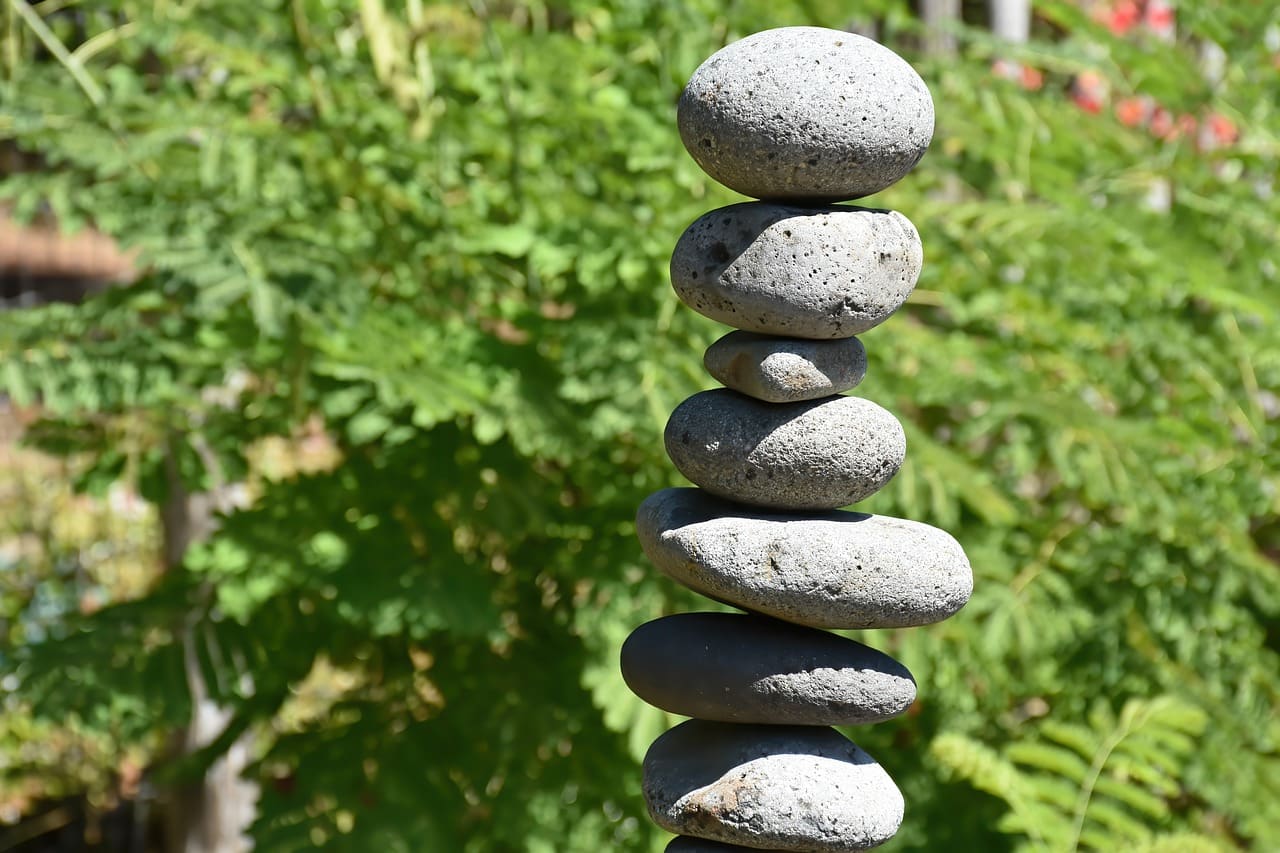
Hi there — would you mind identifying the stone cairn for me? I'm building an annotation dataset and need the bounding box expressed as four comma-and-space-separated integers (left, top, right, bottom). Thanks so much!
619, 27, 974, 852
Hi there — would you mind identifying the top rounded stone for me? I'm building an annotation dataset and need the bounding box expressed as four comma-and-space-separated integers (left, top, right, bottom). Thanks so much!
679, 27, 934, 202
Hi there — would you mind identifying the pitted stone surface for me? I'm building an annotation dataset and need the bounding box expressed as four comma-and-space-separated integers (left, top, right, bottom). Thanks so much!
678, 27, 934, 201
668, 838, 786, 852
665, 390, 904, 510
704, 332, 867, 402
636, 488, 973, 629
672, 203, 921, 339
644, 720, 903, 851
621, 612, 915, 725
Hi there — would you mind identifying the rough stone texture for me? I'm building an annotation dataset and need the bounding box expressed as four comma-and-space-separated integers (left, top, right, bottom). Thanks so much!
665, 390, 904, 510
668, 838, 786, 852
621, 612, 915, 725
672, 203, 921, 339
704, 331, 868, 402
644, 720, 903, 851
636, 488, 973, 629
678, 27, 934, 202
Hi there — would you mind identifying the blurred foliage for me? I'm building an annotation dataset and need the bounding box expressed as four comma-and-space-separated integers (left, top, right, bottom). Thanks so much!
0, 439, 157, 827
0, 0, 1278, 850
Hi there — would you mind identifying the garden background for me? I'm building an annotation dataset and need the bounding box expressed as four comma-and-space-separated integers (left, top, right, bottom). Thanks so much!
0, 1, 1277, 850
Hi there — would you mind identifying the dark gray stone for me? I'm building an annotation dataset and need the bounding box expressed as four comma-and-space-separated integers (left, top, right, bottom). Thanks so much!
678, 27, 933, 201
672, 203, 920, 339
636, 489, 973, 630
621, 612, 915, 725
644, 721, 903, 851
664, 390, 904, 510
704, 331, 868, 403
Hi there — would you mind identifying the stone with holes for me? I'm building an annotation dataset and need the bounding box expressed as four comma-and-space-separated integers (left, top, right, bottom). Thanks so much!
678, 27, 934, 201
672, 203, 920, 339
664, 390, 904, 510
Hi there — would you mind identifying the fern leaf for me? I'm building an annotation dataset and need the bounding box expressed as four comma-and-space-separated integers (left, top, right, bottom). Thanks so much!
1007, 741, 1091, 784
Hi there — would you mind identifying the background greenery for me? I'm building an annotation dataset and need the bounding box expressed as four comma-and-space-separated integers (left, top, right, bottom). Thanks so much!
1, 0, 1277, 850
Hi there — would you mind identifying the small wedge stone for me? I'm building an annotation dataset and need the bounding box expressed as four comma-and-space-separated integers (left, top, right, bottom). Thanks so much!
665, 390, 904, 510
644, 720, 903, 851
678, 27, 934, 201
636, 488, 973, 629
704, 332, 867, 403
621, 612, 915, 725
671, 203, 920, 339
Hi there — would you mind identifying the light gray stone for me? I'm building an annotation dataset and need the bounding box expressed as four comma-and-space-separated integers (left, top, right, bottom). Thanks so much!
621, 612, 915, 725
665, 390, 904, 510
668, 838, 785, 852
644, 721, 903, 851
678, 27, 934, 201
704, 331, 868, 402
636, 488, 973, 629
672, 203, 921, 339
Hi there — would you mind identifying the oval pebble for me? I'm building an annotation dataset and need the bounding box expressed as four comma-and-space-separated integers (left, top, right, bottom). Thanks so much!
704, 331, 867, 403
636, 488, 973, 629
678, 27, 934, 201
665, 390, 904, 510
644, 720, 903, 851
621, 612, 915, 725
672, 203, 921, 339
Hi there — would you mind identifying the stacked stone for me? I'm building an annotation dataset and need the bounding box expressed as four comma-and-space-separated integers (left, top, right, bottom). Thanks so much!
619, 27, 973, 852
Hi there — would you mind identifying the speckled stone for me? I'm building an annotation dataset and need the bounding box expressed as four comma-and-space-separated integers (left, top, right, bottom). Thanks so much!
678, 27, 934, 201
671, 203, 921, 339
668, 838, 786, 852
664, 390, 904, 510
636, 488, 973, 630
621, 612, 915, 725
704, 332, 867, 403
644, 721, 903, 851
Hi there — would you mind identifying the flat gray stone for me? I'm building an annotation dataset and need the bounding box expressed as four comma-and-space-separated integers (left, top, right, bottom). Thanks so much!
621, 612, 915, 725
644, 720, 903, 851
636, 489, 973, 629
672, 203, 920, 339
665, 390, 904, 510
678, 27, 933, 201
668, 838, 786, 852
704, 332, 867, 403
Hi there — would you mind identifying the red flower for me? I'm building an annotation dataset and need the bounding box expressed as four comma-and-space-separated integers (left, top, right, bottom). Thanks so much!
1108, 1, 1142, 36
993, 59, 1045, 92
1149, 107, 1173, 139
1145, 0, 1176, 38
1206, 113, 1238, 145
1115, 96, 1149, 127
1072, 71, 1107, 114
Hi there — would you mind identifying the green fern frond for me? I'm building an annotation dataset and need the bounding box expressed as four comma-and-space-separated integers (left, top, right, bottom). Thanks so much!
934, 695, 1222, 853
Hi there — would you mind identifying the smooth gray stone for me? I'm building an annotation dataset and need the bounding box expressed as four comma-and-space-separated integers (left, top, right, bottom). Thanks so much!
678, 27, 933, 201
644, 721, 903, 851
668, 838, 786, 852
621, 613, 915, 725
636, 488, 973, 630
665, 390, 904, 510
672, 203, 921, 339
704, 332, 868, 403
